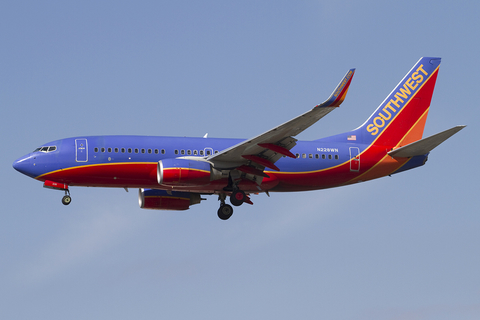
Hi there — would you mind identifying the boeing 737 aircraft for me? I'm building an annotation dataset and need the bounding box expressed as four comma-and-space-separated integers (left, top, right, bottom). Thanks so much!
13, 57, 465, 220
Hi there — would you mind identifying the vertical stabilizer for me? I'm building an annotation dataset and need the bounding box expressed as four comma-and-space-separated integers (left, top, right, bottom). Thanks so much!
356, 57, 441, 148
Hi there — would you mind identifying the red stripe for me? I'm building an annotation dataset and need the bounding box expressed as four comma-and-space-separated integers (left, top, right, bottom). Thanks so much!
375, 69, 439, 147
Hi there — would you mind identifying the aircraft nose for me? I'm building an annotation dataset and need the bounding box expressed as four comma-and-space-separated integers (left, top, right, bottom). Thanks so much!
12, 154, 35, 177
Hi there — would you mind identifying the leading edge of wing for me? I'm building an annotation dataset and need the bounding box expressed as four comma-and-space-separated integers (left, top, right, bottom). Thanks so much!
208, 68, 355, 166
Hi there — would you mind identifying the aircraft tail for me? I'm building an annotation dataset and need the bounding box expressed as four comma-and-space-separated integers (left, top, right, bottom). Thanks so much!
387, 125, 465, 158
355, 57, 441, 148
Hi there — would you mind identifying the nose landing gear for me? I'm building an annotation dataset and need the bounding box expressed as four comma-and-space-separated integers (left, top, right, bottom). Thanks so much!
61, 190, 71, 205
43, 181, 71, 206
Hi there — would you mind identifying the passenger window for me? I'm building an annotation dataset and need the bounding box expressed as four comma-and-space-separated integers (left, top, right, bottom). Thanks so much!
309, 154, 313, 159
328, 154, 332, 159
135, 148, 139, 153
121, 148, 125, 153
161, 149, 165, 154
322, 154, 326, 159
296, 153, 300, 158
181, 149, 185, 155
108, 148, 112, 153
302, 153, 306, 158
175, 150, 179, 155
206, 150, 211, 155
141, 149, 145, 154
315, 154, 319, 159
215, 150, 218, 154
187, 150, 191, 155
94, 147, 99, 152
101, 148, 105, 153
199, 150, 204, 156
154, 149, 158, 154
193, 150, 198, 155
335, 155, 339, 160
114, 148, 119, 153
128, 148, 132, 153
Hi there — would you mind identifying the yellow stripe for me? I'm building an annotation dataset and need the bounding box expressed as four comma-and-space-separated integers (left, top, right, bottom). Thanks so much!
396, 107, 430, 146
343, 107, 430, 184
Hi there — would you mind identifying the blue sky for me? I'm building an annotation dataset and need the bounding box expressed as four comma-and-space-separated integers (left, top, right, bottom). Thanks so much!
1, 1, 479, 319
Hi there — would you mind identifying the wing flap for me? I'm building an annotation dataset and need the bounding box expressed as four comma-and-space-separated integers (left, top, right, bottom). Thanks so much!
388, 125, 466, 158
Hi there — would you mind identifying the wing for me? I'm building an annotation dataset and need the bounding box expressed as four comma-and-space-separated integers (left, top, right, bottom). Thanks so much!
208, 68, 355, 172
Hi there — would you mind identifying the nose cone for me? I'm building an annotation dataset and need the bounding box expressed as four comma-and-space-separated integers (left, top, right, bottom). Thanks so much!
13, 154, 36, 178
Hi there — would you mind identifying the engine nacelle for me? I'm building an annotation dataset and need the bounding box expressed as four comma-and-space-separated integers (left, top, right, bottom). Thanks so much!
138, 189, 202, 211
158, 158, 221, 186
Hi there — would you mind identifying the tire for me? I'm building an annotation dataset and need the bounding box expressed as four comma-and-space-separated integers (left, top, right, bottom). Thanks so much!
217, 204, 233, 220
230, 190, 245, 207
62, 195, 72, 205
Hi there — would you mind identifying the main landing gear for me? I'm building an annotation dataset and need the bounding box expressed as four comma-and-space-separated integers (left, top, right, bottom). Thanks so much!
217, 189, 248, 220
62, 190, 71, 205
230, 189, 246, 207
217, 194, 233, 220
218, 203, 233, 220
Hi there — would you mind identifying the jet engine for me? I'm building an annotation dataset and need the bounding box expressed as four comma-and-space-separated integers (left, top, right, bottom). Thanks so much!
157, 158, 222, 186
138, 188, 202, 211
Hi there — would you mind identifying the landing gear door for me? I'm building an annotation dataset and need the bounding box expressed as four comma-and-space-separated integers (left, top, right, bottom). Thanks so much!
349, 147, 360, 172
75, 139, 88, 162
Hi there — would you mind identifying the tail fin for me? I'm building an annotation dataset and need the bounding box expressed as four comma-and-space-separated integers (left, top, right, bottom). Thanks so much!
357, 57, 441, 148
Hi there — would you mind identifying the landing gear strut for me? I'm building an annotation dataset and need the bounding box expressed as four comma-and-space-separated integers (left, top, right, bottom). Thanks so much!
62, 190, 71, 205
217, 193, 233, 220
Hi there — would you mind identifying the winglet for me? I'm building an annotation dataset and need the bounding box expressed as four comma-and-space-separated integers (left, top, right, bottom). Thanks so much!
316, 68, 355, 108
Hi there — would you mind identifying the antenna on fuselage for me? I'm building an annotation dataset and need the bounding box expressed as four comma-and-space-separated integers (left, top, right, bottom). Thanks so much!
203, 133, 208, 138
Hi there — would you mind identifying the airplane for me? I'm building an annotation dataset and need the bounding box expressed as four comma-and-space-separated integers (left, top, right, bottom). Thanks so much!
13, 57, 465, 220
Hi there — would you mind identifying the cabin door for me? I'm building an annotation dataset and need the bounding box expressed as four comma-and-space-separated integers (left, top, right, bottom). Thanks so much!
75, 139, 88, 162
349, 147, 360, 172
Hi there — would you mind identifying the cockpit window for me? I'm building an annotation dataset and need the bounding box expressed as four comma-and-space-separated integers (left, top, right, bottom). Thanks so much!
33, 146, 57, 153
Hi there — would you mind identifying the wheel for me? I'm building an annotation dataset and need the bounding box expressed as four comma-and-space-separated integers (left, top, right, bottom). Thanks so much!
230, 190, 246, 207
217, 204, 233, 220
62, 195, 72, 205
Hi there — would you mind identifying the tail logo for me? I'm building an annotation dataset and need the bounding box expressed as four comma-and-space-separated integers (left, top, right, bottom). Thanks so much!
333, 69, 355, 98
366, 64, 429, 136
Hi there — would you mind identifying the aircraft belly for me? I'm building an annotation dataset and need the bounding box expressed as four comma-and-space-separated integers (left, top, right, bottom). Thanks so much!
39, 162, 158, 187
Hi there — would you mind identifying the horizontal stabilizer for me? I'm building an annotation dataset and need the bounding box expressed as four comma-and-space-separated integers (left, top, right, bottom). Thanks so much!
388, 125, 466, 158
